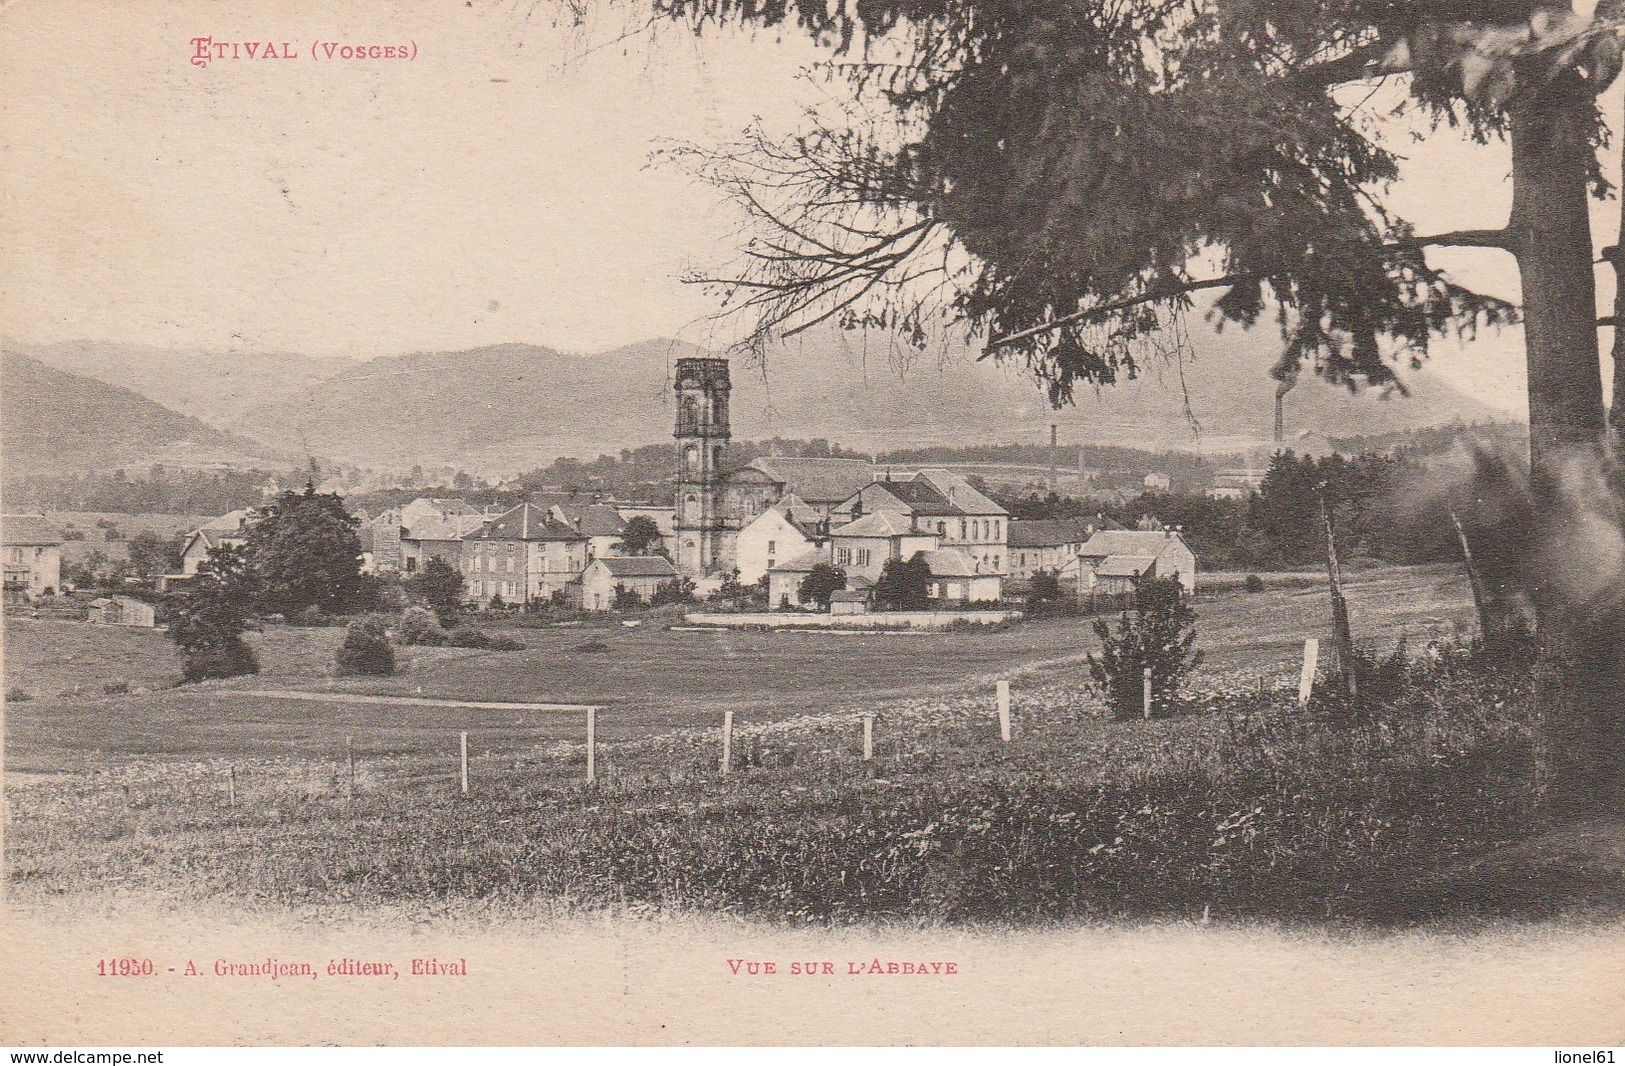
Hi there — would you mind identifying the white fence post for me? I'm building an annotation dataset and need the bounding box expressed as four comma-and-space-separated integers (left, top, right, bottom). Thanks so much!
721, 710, 734, 776
997, 680, 1011, 742
1142, 667, 1153, 720
586, 707, 597, 785
1298, 638, 1320, 707
861, 713, 874, 761
459, 731, 469, 795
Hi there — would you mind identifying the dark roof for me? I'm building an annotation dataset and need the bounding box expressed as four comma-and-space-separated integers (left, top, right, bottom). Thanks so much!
594, 556, 678, 578
740, 457, 875, 504
472, 502, 586, 542
1, 515, 61, 546
1008, 519, 1097, 548
548, 502, 626, 538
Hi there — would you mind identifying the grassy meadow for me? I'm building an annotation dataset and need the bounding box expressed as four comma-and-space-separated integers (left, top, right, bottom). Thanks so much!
11, 562, 1604, 927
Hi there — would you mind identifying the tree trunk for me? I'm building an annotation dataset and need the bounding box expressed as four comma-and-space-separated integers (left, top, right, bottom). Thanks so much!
1507, 78, 1625, 820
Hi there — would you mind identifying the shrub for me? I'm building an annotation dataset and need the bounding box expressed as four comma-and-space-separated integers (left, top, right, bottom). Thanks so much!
1087, 575, 1204, 720
1243, 574, 1266, 593
407, 558, 464, 626
799, 563, 846, 609
293, 604, 330, 627
335, 619, 395, 676
6, 686, 32, 703
613, 584, 646, 610
485, 633, 526, 651
181, 641, 260, 683
396, 606, 444, 646
103, 681, 130, 695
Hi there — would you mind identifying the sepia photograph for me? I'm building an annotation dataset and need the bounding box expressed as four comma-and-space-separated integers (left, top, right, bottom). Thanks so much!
2, 0, 1623, 1049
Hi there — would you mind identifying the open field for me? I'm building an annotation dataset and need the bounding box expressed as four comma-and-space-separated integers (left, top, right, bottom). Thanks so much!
15, 561, 1596, 934
2, 564, 1477, 768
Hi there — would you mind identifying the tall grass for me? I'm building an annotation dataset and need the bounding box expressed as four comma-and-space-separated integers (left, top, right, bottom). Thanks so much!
7, 648, 1572, 925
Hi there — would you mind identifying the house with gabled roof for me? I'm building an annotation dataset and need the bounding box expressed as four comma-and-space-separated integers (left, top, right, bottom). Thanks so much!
1008, 514, 1125, 585
831, 468, 1010, 577
1077, 529, 1198, 596
828, 510, 939, 584
735, 494, 824, 584
2, 514, 62, 602
461, 501, 587, 606
579, 555, 679, 610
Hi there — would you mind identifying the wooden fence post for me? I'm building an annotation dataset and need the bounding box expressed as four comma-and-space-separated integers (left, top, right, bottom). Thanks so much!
586, 707, 597, 785
345, 735, 356, 799
721, 710, 734, 776
1298, 638, 1319, 708
459, 731, 469, 796
227, 766, 236, 808
996, 680, 1011, 742
861, 713, 874, 761
1142, 667, 1153, 720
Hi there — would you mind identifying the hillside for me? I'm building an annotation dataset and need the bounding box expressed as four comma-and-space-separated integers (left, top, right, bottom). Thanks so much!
234, 326, 1513, 470
12, 339, 358, 427
0, 351, 281, 475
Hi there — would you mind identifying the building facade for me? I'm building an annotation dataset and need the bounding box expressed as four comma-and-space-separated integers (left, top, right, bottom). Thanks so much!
461, 502, 588, 606
2, 515, 62, 601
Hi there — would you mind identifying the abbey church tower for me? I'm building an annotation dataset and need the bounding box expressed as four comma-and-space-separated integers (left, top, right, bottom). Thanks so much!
672, 356, 731, 577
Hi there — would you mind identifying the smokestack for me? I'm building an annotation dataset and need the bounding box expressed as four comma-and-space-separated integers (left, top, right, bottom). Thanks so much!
1049, 424, 1059, 493
1273, 361, 1300, 445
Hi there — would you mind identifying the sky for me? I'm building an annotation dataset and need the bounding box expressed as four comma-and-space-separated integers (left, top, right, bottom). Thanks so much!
3, 0, 1623, 417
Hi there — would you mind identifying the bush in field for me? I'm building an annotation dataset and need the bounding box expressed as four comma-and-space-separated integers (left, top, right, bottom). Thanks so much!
397, 606, 446, 646
613, 584, 646, 610
442, 625, 524, 651
1243, 574, 1266, 593
170, 544, 259, 684
1087, 575, 1203, 720
292, 604, 330, 627
335, 618, 395, 676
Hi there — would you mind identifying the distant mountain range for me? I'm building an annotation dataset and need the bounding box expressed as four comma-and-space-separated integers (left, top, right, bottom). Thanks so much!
6, 323, 1516, 476
0, 351, 282, 476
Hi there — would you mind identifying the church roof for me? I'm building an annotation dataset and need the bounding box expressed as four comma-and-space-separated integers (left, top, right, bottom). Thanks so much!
739, 457, 875, 504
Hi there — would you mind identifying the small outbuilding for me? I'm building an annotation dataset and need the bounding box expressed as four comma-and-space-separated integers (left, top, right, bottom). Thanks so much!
87, 595, 157, 628
579, 555, 679, 610
828, 589, 871, 616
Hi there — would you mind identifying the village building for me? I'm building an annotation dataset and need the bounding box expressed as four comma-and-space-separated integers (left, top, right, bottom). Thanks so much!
1007, 515, 1125, 585
734, 496, 823, 585
831, 469, 1010, 576
1208, 468, 1267, 500
87, 595, 157, 627
1077, 529, 1199, 596
461, 502, 588, 606
1143, 471, 1172, 493
400, 497, 484, 532
539, 499, 627, 561
2, 514, 62, 602
916, 549, 1004, 604
765, 545, 834, 610
363, 509, 406, 572
401, 511, 489, 573
179, 507, 260, 576
579, 556, 679, 610
723, 456, 877, 524
828, 511, 940, 585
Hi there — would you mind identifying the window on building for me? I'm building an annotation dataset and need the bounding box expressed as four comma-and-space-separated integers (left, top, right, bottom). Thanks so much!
959, 520, 967, 539
767, 540, 776, 555
856, 549, 871, 568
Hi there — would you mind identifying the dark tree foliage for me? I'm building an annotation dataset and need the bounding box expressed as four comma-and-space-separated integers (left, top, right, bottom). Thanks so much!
614, 583, 647, 609
126, 530, 186, 580
641, 0, 1625, 815
168, 544, 259, 683
408, 557, 465, 626
1088, 575, 1204, 720
618, 515, 665, 555
873, 553, 932, 610
334, 618, 395, 677
246, 485, 369, 617
798, 562, 847, 608
651, 577, 698, 606
1026, 570, 1068, 611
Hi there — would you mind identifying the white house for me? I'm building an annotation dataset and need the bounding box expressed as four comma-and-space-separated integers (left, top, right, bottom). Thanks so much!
766, 545, 835, 610
579, 556, 679, 610
735, 497, 822, 585
2, 514, 62, 601
917, 549, 1003, 604
831, 468, 1010, 576
1077, 529, 1198, 595
461, 502, 588, 607
828, 510, 938, 584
